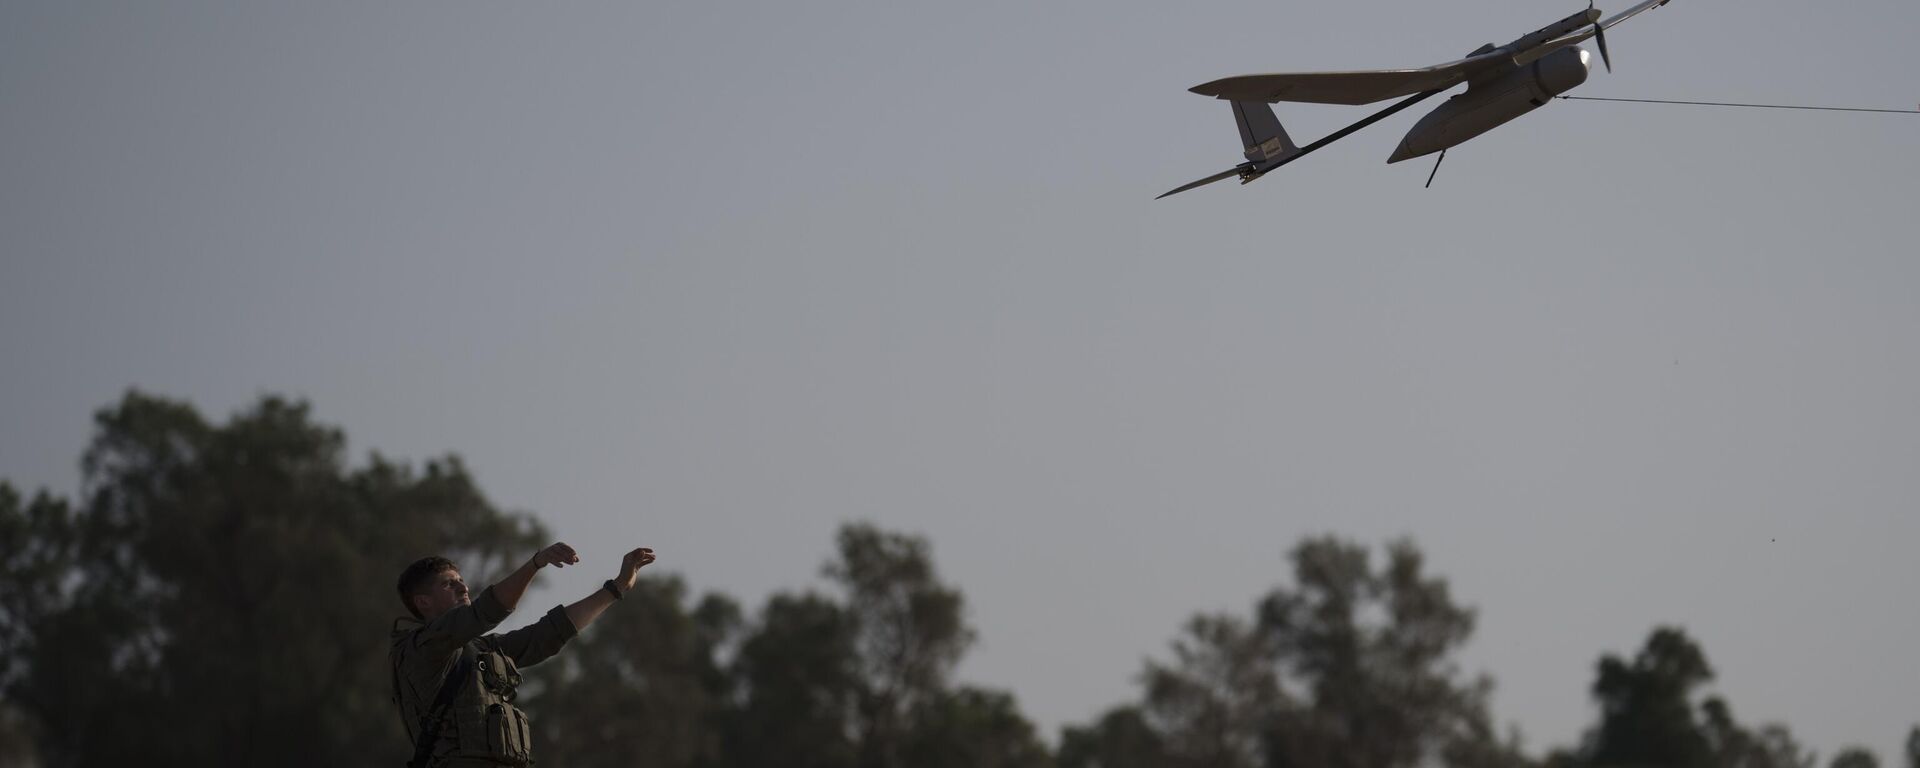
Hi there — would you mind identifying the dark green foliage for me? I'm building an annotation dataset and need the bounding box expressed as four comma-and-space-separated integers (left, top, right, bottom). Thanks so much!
724, 592, 862, 768
1702, 701, 1814, 768
1143, 613, 1279, 768
823, 522, 1045, 768
1575, 627, 1811, 768
526, 576, 740, 768
1585, 627, 1718, 768
1, 396, 1051, 768
1831, 747, 1881, 768
0, 486, 76, 694
0, 700, 39, 766
1062, 537, 1522, 768
1058, 707, 1169, 768
1442, 714, 1536, 768
1259, 538, 1504, 768
0, 391, 546, 766
2, 392, 1890, 767
903, 687, 1054, 768
515, 519, 1047, 768
826, 522, 977, 768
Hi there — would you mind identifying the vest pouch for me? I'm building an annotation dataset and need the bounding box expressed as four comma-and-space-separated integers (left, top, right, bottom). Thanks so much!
477, 651, 523, 702
486, 702, 533, 766
513, 707, 533, 758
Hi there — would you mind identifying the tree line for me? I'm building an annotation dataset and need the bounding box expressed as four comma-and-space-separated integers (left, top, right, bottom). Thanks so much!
1, 392, 1912, 768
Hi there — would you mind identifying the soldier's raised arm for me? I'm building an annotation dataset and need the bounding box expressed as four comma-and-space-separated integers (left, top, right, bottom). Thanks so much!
564, 546, 656, 630
490, 541, 579, 613
490, 545, 654, 668
403, 542, 578, 655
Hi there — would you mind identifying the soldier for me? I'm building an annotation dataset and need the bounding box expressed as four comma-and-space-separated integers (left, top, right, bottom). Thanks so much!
391, 542, 656, 767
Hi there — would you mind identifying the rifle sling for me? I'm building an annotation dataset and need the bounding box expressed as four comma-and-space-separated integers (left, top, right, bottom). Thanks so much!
409, 650, 473, 768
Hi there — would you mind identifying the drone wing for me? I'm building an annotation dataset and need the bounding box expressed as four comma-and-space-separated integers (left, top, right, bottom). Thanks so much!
1514, 0, 1674, 65
1189, 48, 1510, 105
1193, 2, 1674, 104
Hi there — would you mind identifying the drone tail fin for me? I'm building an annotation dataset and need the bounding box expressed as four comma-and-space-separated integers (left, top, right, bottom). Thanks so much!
1155, 101, 1302, 199
1233, 101, 1300, 168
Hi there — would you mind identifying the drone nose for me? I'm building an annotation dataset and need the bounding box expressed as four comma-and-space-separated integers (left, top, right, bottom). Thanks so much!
1388, 139, 1419, 164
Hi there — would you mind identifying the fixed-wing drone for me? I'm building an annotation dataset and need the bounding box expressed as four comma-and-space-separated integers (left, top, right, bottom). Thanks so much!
1159, 0, 1675, 198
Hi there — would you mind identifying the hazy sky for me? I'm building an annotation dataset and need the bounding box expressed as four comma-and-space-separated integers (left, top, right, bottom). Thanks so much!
4, 0, 1918, 759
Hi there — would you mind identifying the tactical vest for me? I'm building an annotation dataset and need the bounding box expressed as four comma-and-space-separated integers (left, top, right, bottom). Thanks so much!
449, 638, 536, 766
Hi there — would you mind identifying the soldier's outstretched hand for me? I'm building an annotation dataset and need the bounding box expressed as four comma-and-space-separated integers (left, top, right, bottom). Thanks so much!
614, 547, 656, 590
536, 542, 580, 568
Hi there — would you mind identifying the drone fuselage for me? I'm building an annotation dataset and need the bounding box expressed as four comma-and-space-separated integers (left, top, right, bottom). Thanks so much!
1160, 1, 1676, 198
1389, 47, 1592, 163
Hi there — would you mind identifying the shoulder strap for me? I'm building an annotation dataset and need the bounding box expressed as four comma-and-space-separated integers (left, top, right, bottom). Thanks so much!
408, 649, 473, 768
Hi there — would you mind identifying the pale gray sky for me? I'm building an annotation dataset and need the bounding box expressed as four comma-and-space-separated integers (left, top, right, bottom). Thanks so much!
4, 0, 1918, 760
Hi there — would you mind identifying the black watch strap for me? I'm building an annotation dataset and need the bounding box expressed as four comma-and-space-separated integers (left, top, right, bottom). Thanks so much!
602, 579, 625, 600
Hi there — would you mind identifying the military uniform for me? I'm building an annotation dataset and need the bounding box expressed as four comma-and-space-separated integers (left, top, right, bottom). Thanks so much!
392, 586, 579, 767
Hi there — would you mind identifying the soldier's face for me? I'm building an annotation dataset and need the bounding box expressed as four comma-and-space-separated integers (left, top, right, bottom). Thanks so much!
416, 569, 471, 620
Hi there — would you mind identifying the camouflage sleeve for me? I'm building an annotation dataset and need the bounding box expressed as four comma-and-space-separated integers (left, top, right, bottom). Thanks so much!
413, 585, 511, 656
489, 604, 580, 668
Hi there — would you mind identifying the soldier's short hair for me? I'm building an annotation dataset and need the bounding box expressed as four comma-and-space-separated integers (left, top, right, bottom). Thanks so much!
397, 556, 458, 619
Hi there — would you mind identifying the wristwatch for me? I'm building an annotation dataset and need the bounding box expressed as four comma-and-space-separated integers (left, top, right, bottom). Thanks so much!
601, 579, 625, 600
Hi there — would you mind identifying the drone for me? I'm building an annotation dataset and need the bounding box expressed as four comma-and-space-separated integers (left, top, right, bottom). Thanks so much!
1158, 0, 1675, 198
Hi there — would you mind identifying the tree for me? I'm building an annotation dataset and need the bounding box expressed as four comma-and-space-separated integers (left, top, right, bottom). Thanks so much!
1442, 713, 1535, 768
0, 485, 75, 702
1831, 748, 1881, 768
1140, 614, 1280, 768
902, 687, 1054, 768
0, 391, 547, 766
724, 592, 862, 768
1062, 536, 1520, 768
526, 575, 740, 768
1058, 706, 1169, 768
0, 484, 75, 767
3, 396, 1053, 767
1576, 627, 1810, 768
825, 523, 977, 768
721, 522, 1043, 768
1584, 627, 1717, 768
1258, 537, 1514, 768
1700, 699, 1814, 768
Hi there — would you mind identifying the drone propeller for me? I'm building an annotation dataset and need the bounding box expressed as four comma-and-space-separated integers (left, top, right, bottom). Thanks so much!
1588, 1, 1613, 72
